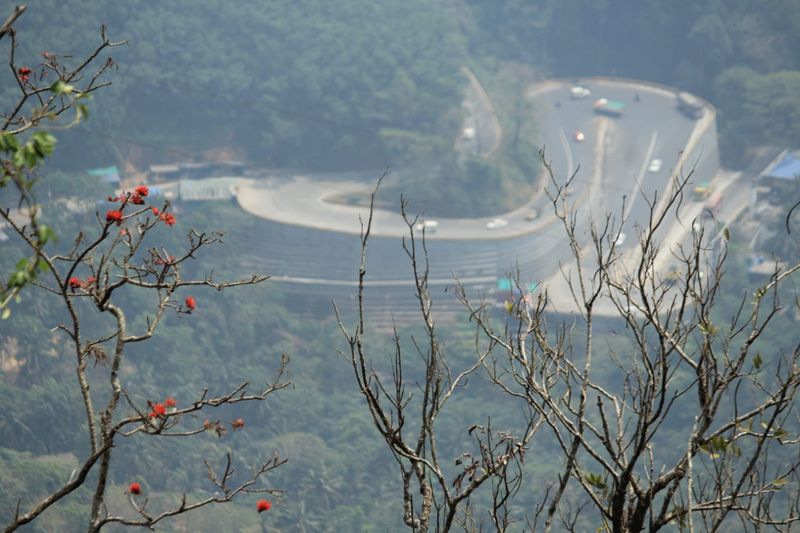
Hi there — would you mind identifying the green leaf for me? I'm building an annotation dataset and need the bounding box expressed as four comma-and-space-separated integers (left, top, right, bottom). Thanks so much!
50, 80, 74, 95
0, 133, 19, 152
723, 227, 730, 241
753, 352, 762, 370
585, 472, 607, 490
31, 131, 56, 157
711, 435, 727, 452
8, 270, 30, 288
1, 307, 10, 320
37, 224, 54, 245
12, 149, 26, 169
76, 103, 89, 122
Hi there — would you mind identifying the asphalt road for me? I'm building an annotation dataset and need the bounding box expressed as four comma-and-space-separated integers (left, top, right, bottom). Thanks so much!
236, 78, 715, 290
531, 81, 701, 249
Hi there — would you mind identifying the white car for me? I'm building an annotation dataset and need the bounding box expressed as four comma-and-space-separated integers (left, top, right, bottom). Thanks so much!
486, 218, 509, 230
648, 159, 662, 173
570, 86, 591, 99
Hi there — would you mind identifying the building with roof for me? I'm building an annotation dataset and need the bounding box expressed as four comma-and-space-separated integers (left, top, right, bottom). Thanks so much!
87, 165, 121, 185
178, 177, 242, 201
148, 160, 246, 182
756, 149, 800, 202
751, 149, 800, 262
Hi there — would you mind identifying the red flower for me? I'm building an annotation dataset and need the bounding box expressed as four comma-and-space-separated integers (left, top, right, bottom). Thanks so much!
18, 67, 30, 82
160, 213, 176, 226
130, 193, 145, 205
165, 397, 177, 408
232, 417, 245, 430
135, 185, 149, 197
106, 210, 123, 225
129, 482, 141, 495
149, 402, 167, 418
256, 499, 272, 513
185, 296, 196, 311
152, 207, 159, 216
68, 277, 83, 291
86, 276, 96, 285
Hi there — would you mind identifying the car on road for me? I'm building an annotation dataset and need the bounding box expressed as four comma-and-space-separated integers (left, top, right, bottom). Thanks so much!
648, 158, 662, 173
525, 209, 539, 221
486, 218, 509, 230
462, 127, 475, 140
574, 130, 585, 143
570, 86, 591, 99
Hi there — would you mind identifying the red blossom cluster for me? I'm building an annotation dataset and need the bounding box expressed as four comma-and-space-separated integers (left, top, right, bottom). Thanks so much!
129, 482, 142, 495
68, 276, 96, 292
17, 67, 31, 82
185, 296, 196, 312
105, 185, 177, 227
256, 499, 272, 513
106, 209, 123, 225
232, 417, 245, 430
149, 402, 167, 418
148, 395, 179, 419
160, 212, 177, 226
148, 396, 178, 418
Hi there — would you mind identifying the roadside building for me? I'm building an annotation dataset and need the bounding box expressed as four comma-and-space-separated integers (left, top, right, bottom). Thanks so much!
180, 162, 214, 180
148, 160, 246, 182
148, 164, 181, 182
86, 165, 121, 186
756, 149, 800, 203
178, 177, 242, 201
752, 149, 800, 262
213, 160, 246, 176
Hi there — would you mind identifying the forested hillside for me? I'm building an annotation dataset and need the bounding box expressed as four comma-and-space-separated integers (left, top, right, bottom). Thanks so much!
6, 0, 798, 172
7, 0, 466, 171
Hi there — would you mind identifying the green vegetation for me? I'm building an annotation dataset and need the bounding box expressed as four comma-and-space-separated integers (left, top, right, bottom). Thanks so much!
10, 0, 466, 172
4, 1, 800, 530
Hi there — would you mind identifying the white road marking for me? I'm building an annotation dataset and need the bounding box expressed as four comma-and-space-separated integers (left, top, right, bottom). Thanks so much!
558, 128, 575, 179
623, 131, 658, 222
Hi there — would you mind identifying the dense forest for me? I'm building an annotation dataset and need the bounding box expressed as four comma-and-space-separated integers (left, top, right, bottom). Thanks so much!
2, 1, 800, 531
4, 0, 798, 174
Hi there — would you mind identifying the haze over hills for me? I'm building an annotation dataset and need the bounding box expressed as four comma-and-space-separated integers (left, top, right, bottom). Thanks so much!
1, 2, 800, 531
